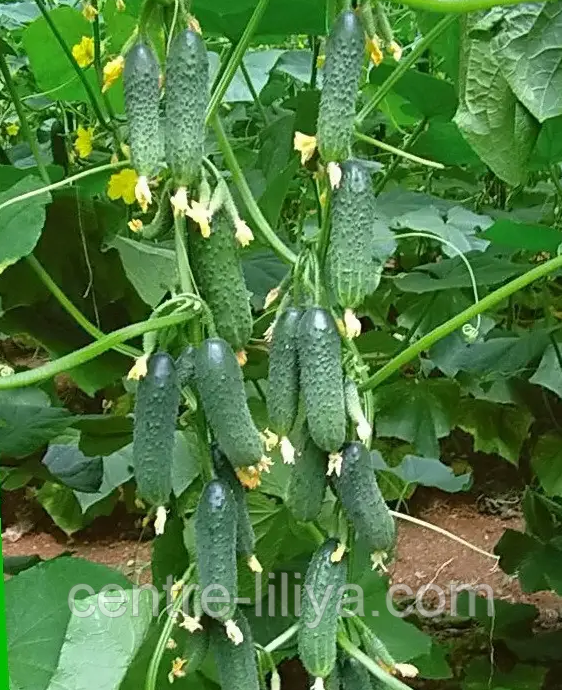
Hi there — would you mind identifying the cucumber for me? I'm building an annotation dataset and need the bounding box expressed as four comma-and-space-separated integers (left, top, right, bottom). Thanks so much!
164, 29, 208, 187
285, 429, 328, 522
133, 352, 179, 507
332, 443, 395, 567
194, 479, 238, 622
189, 210, 253, 352
212, 445, 261, 571
194, 339, 265, 468
298, 539, 348, 682
178, 625, 209, 674
124, 41, 161, 178
325, 664, 342, 690
267, 307, 302, 443
175, 344, 196, 389
326, 161, 380, 310
297, 308, 346, 453
210, 610, 260, 690
317, 11, 365, 163
340, 658, 371, 690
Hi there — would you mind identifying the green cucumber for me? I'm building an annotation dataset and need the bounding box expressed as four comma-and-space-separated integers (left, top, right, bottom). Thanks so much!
317, 11, 365, 163
285, 429, 328, 522
178, 625, 210, 674
210, 610, 260, 690
124, 41, 161, 178
267, 307, 301, 439
297, 308, 346, 453
175, 344, 196, 389
326, 161, 380, 309
189, 210, 253, 352
341, 658, 371, 690
298, 539, 348, 681
164, 29, 208, 187
133, 352, 179, 507
325, 664, 342, 690
194, 338, 264, 467
194, 479, 238, 622
333, 443, 395, 565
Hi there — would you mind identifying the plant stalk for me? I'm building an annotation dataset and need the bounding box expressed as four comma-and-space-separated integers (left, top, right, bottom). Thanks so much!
355, 129, 442, 169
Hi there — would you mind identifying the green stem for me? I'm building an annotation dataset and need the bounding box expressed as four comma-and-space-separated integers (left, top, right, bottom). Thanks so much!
355, 129, 442, 169
317, 189, 332, 268
212, 114, 296, 265
388, 0, 547, 10
26, 255, 140, 358
0, 49, 49, 184
264, 623, 299, 653
374, 118, 427, 194
34, 0, 112, 131
337, 633, 412, 690
356, 14, 457, 127
240, 60, 269, 123
92, 0, 118, 133
360, 254, 562, 392
205, 0, 271, 123
0, 312, 190, 390
173, 213, 193, 293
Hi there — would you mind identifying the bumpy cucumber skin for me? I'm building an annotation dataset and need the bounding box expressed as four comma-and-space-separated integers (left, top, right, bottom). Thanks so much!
194, 338, 264, 467
267, 307, 302, 437
298, 539, 348, 680
124, 42, 161, 177
194, 480, 238, 621
133, 352, 179, 506
179, 626, 209, 674
327, 160, 380, 309
341, 658, 372, 690
189, 210, 253, 351
175, 344, 196, 388
297, 308, 346, 453
317, 11, 365, 163
212, 446, 256, 558
210, 611, 260, 690
164, 29, 208, 186
333, 443, 395, 554
285, 430, 328, 522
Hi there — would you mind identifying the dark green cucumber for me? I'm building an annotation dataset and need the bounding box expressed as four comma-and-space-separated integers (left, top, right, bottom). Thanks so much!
285, 430, 328, 522
178, 626, 209, 674
297, 308, 346, 453
212, 445, 257, 562
194, 479, 238, 621
327, 160, 380, 309
341, 658, 371, 690
267, 307, 302, 438
133, 352, 179, 506
317, 11, 365, 163
124, 41, 161, 178
333, 443, 395, 558
189, 210, 253, 352
164, 29, 208, 187
325, 664, 342, 690
194, 338, 264, 467
298, 539, 348, 680
210, 610, 260, 690
175, 344, 196, 389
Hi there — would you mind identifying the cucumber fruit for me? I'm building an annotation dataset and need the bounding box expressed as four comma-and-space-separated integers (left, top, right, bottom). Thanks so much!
164, 29, 208, 187
340, 658, 371, 690
133, 352, 179, 508
178, 625, 209, 674
285, 429, 328, 522
298, 539, 348, 681
124, 41, 161, 179
317, 11, 365, 163
210, 611, 260, 690
194, 338, 264, 467
189, 210, 253, 352
297, 308, 346, 453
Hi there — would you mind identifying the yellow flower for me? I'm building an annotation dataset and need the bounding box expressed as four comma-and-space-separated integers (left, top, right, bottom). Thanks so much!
367, 35, 383, 66
316, 54, 326, 69
236, 466, 262, 490
343, 307, 362, 338
168, 657, 187, 683
236, 349, 248, 367
74, 125, 94, 159
171, 186, 189, 216
116, 0, 126, 10
330, 542, 346, 563
294, 131, 317, 165
82, 2, 98, 21
247, 554, 263, 573
108, 168, 139, 205
128, 218, 143, 233
264, 287, 279, 310
225, 619, 244, 645
179, 613, 203, 632
188, 14, 202, 33
127, 353, 148, 380
5, 123, 19, 137
135, 175, 152, 213
389, 40, 403, 62
234, 218, 254, 247
327, 451, 343, 477
72, 36, 95, 69
185, 199, 211, 238
102, 55, 124, 92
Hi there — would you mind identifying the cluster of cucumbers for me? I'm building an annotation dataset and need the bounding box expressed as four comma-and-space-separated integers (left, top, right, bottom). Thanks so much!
126, 8, 400, 690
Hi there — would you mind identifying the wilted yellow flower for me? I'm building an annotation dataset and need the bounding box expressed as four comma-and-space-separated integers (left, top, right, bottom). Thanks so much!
154, 505, 167, 535
179, 614, 203, 632
135, 175, 152, 213
74, 125, 94, 158
294, 131, 317, 165
108, 168, 138, 205
331, 542, 346, 563
264, 287, 279, 310
186, 199, 211, 238
188, 14, 201, 33
234, 218, 254, 247
102, 55, 124, 92
72, 36, 95, 68
327, 161, 342, 189
5, 123, 19, 137
343, 307, 362, 338
82, 2, 98, 21
280, 436, 295, 465
316, 54, 326, 69
389, 40, 403, 62
225, 619, 244, 645
127, 353, 149, 380
327, 451, 343, 477
116, 0, 126, 10
168, 657, 187, 683
247, 554, 263, 573
367, 35, 383, 66
236, 466, 262, 490
128, 218, 143, 233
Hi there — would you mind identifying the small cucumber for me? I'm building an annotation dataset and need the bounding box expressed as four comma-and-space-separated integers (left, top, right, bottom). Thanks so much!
133, 352, 179, 507
285, 429, 328, 522
297, 308, 346, 453
267, 306, 302, 439
178, 625, 209, 674
189, 210, 253, 352
194, 339, 264, 468
164, 29, 208, 187
124, 41, 161, 178
175, 344, 196, 389
194, 479, 238, 622
298, 539, 348, 681
327, 160, 380, 309
332, 443, 395, 566
340, 658, 371, 690
210, 611, 260, 690
317, 11, 365, 163
325, 664, 342, 690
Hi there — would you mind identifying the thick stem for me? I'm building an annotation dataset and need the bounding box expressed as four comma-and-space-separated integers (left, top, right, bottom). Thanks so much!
264, 623, 299, 653
337, 633, 412, 690
173, 213, 193, 293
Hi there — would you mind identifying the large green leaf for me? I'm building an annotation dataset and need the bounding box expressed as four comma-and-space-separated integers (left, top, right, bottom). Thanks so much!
42, 444, 103, 493
482, 218, 562, 253
530, 339, 562, 398
36, 481, 84, 534
531, 433, 562, 497
371, 451, 472, 493
463, 659, 547, 690
412, 121, 483, 167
